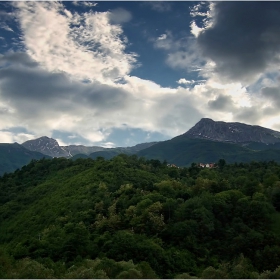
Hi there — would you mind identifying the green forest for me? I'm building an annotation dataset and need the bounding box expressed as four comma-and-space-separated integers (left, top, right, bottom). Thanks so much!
1, 155, 280, 278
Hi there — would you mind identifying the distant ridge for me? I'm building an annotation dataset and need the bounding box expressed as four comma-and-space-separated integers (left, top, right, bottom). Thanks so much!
137, 118, 280, 166
2, 118, 280, 175
0, 143, 50, 175
183, 118, 280, 144
22, 137, 159, 159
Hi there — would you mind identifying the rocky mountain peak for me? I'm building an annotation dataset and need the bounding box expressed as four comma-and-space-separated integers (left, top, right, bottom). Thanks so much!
22, 136, 71, 158
199, 118, 215, 123
184, 118, 280, 144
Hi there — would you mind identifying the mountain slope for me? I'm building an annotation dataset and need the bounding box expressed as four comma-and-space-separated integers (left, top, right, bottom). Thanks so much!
0, 143, 50, 175
22, 136, 70, 158
138, 119, 280, 166
184, 118, 280, 144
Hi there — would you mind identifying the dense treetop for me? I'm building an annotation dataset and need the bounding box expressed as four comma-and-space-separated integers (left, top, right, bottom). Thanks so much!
1, 155, 280, 278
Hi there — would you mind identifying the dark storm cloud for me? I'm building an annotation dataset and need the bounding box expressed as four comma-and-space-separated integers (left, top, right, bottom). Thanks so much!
262, 86, 280, 108
0, 52, 131, 113
0, 52, 38, 67
0, 67, 72, 101
197, 2, 280, 82
76, 82, 130, 111
208, 94, 234, 111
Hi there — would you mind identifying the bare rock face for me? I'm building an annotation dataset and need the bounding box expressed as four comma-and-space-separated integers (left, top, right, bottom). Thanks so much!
22, 136, 71, 158
184, 118, 280, 144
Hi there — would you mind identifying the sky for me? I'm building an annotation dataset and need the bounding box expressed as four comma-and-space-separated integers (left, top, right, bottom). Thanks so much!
0, 1, 280, 147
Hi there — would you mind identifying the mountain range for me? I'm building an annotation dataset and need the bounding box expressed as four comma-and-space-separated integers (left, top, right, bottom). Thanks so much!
1, 118, 280, 175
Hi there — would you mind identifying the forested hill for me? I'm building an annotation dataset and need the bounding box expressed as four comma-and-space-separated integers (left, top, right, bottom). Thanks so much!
1, 156, 280, 278
0, 143, 50, 175
137, 137, 280, 167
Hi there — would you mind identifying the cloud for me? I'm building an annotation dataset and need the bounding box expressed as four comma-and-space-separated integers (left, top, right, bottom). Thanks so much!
154, 31, 174, 50
0, 23, 14, 32
1, 48, 280, 144
101, 142, 115, 148
262, 85, 280, 108
0, 7, 15, 21
72, 2, 98, 8
108, 8, 132, 24
190, 21, 203, 38
235, 106, 264, 125
0, 131, 14, 143
145, 2, 172, 12
153, 31, 202, 72
0, 51, 132, 113
1, 1, 280, 147
177, 78, 194, 85
0, 52, 38, 67
0, 130, 35, 143
0, 107, 9, 115
208, 94, 234, 111
0, 52, 133, 140
157, 34, 167, 41
195, 2, 280, 84
13, 1, 137, 84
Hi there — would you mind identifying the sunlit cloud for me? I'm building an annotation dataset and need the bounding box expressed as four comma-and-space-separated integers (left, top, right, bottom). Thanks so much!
0, 1, 279, 146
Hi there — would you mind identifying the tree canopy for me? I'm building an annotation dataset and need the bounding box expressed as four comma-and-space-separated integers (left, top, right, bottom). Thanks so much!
0, 155, 280, 278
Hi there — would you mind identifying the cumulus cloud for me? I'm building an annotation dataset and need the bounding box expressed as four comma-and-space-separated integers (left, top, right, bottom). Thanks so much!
190, 21, 203, 38
0, 50, 203, 143
0, 52, 137, 140
13, 1, 137, 84
1, 47, 280, 144
190, 2, 211, 18
195, 2, 280, 84
1, 1, 280, 147
177, 78, 194, 85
